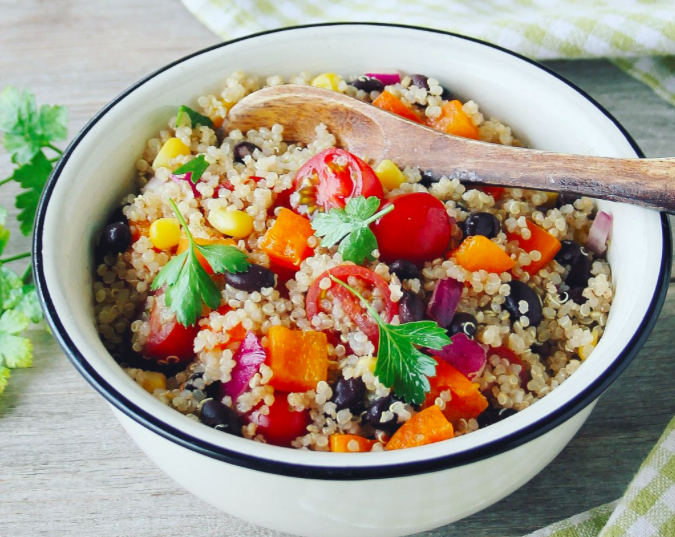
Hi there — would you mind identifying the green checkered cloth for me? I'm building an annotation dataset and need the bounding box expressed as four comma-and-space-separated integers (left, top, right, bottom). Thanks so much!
526, 416, 675, 536
181, 0, 675, 107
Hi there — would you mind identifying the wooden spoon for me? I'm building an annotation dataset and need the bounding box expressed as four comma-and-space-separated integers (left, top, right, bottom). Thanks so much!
226, 85, 675, 213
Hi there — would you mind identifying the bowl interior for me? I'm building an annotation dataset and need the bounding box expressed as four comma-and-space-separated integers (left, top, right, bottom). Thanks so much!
37, 24, 667, 471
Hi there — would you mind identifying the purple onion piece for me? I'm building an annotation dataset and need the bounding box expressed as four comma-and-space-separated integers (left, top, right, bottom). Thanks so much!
219, 332, 267, 400
586, 210, 612, 255
364, 72, 401, 86
426, 277, 463, 329
433, 333, 487, 380
171, 171, 201, 198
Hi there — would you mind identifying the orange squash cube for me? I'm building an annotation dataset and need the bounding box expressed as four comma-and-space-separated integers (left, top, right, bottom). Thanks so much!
426, 100, 479, 140
372, 90, 423, 123
386, 405, 454, 451
425, 358, 488, 427
267, 325, 328, 392
329, 434, 376, 453
506, 219, 561, 275
260, 208, 314, 269
453, 235, 515, 273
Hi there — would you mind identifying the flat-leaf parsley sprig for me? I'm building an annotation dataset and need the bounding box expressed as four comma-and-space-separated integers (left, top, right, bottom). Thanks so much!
311, 196, 394, 265
329, 274, 451, 405
151, 199, 250, 327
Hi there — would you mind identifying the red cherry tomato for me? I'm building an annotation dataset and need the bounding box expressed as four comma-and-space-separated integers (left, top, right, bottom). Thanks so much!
371, 192, 452, 265
291, 148, 383, 216
247, 395, 311, 447
306, 265, 396, 345
143, 294, 199, 364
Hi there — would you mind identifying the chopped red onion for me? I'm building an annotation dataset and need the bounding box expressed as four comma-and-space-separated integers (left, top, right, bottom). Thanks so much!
220, 332, 267, 400
586, 210, 612, 255
426, 277, 463, 328
364, 72, 401, 86
434, 333, 487, 380
171, 171, 200, 198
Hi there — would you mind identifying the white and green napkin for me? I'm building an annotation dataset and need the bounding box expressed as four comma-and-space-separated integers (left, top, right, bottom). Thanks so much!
181, 0, 675, 107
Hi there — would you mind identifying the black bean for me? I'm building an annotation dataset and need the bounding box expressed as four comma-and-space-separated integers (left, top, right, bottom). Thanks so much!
349, 76, 384, 93
107, 206, 128, 226
99, 222, 131, 255
225, 264, 275, 292
555, 193, 581, 209
419, 169, 440, 187
409, 74, 430, 90
503, 281, 543, 326
566, 252, 591, 288
184, 372, 221, 399
447, 312, 478, 339
233, 141, 260, 164
555, 240, 582, 265
389, 259, 421, 281
199, 399, 242, 436
566, 287, 588, 305
399, 291, 425, 324
332, 377, 366, 413
464, 212, 500, 239
477, 407, 517, 428
364, 395, 400, 433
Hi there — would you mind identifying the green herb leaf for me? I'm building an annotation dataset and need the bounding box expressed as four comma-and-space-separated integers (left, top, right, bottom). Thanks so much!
196, 243, 250, 274
0, 87, 67, 165
11, 151, 53, 235
0, 366, 10, 396
0, 310, 33, 369
176, 105, 213, 129
173, 154, 210, 184
151, 199, 251, 326
329, 274, 451, 405
10, 285, 43, 323
0, 265, 23, 310
311, 196, 394, 265
0, 206, 10, 256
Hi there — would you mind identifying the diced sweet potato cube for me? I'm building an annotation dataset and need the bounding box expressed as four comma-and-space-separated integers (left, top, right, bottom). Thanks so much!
453, 235, 515, 273
267, 325, 328, 392
506, 219, 561, 275
386, 406, 454, 451
426, 100, 479, 139
425, 358, 488, 427
329, 434, 376, 453
260, 208, 314, 269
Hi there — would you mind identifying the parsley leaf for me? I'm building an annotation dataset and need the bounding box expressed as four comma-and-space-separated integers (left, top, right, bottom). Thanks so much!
0, 310, 33, 369
12, 150, 53, 235
0, 87, 67, 165
0, 206, 10, 256
150, 199, 251, 326
10, 285, 43, 323
311, 196, 394, 265
0, 366, 9, 396
176, 105, 213, 129
173, 154, 210, 184
0, 265, 22, 310
330, 274, 451, 404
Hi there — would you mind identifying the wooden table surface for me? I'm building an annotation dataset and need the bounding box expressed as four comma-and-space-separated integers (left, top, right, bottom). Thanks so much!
1, 1, 674, 536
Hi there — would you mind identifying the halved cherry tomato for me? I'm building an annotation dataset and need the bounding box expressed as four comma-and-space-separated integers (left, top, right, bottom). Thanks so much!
371, 192, 453, 265
247, 395, 311, 447
305, 265, 396, 345
291, 148, 383, 217
143, 293, 199, 364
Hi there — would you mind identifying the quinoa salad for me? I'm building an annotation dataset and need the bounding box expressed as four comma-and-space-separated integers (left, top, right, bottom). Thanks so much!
93, 70, 614, 452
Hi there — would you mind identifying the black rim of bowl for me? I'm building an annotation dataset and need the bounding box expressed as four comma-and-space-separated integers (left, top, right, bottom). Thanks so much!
33, 22, 672, 481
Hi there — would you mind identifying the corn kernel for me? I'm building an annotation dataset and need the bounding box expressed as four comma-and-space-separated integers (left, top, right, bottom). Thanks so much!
149, 218, 181, 250
152, 137, 191, 170
374, 159, 406, 190
579, 328, 600, 361
139, 371, 166, 394
311, 73, 342, 91
208, 208, 254, 238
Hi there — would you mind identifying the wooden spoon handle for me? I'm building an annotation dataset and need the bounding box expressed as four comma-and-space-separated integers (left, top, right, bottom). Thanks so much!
384, 125, 675, 212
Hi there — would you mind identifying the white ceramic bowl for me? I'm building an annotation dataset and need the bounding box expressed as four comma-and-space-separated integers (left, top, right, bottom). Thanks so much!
34, 23, 671, 537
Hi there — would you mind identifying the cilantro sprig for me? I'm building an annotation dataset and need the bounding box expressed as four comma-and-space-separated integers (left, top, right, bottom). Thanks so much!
311, 196, 394, 265
175, 105, 213, 129
173, 154, 209, 185
0, 87, 60, 397
151, 199, 250, 326
329, 274, 451, 405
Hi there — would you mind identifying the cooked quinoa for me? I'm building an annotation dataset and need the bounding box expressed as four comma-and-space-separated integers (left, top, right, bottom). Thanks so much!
93, 70, 613, 451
